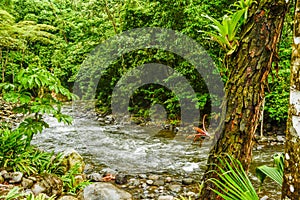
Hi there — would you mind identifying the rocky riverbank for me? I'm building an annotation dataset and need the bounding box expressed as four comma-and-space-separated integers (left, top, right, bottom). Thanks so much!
0, 148, 201, 200
0, 97, 24, 126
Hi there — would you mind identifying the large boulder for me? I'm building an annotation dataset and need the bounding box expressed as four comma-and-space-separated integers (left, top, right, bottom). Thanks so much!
82, 182, 132, 200
61, 149, 85, 173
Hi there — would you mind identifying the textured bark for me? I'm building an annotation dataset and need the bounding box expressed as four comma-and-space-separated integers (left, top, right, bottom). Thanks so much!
282, 0, 300, 199
200, 0, 288, 199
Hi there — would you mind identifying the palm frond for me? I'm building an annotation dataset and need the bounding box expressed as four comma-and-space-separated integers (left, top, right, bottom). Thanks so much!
256, 153, 284, 186
208, 155, 259, 200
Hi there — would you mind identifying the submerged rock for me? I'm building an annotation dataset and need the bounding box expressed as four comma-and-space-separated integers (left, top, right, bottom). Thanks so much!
82, 182, 132, 200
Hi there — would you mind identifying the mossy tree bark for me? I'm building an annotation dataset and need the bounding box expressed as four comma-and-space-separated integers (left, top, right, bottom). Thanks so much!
282, 0, 300, 199
200, 0, 288, 198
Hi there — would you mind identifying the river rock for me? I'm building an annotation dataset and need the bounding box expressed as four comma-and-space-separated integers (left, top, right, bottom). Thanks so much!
97, 117, 105, 122
153, 180, 165, 186
260, 195, 269, 200
84, 164, 94, 174
61, 149, 85, 173
138, 174, 147, 179
31, 173, 63, 196
186, 191, 196, 197
128, 178, 140, 187
148, 175, 159, 180
87, 173, 102, 182
9, 172, 23, 183
58, 195, 79, 200
276, 135, 285, 143
158, 195, 174, 200
115, 174, 127, 185
100, 168, 118, 176
105, 115, 114, 124
182, 178, 194, 185
146, 180, 154, 185
1, 170, 10, 180
0, 97, 24, 125
82, 182, 132, 200
22, 177, 34, 188
168, 184, 181, 193
165, 177, 172, 183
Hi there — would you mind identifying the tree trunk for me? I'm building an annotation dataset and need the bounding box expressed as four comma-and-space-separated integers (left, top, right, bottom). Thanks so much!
282, 0, 300, 199
201, 0, 288, 198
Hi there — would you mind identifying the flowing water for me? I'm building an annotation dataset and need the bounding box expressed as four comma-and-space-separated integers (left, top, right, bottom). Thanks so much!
32, 104, 283, 199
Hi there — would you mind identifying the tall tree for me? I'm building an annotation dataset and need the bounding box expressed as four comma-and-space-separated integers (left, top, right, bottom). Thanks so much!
282, 0, 300, 198
200, 0, 288, 198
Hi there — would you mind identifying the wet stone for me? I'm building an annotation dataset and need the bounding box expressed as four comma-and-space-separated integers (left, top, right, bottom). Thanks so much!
148, 175, 159, 180
168, 184, 181, 193
83, 182, 132, 200
276, 135, 285, 143
58, 196, 78, 200
182, 178, 194, 185
115, 173, 127, 185
158, 195, 174, 200
141, 183, 147, 188
153, 180, 165, 186
2, 171, 10, 180
28, 176, 37, 182
0, 170, 7, 176
139, 174, 147, 179
87, 173, 102, 182
100, 168, 118, 176
186, 191, 196, 197
146, 180, 154, 185
148, 193, 155, 198
9, 172, 23, 183
165, 177, 172, 183
21, 177, 34, 189
128, 178, 140, 186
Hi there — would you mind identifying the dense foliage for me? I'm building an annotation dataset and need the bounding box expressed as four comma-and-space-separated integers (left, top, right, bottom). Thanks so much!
0, 0, 292, 124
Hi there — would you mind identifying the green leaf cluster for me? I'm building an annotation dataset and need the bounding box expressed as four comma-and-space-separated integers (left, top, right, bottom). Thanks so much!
61, 163, 91, 195
0, 127, 64, 175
